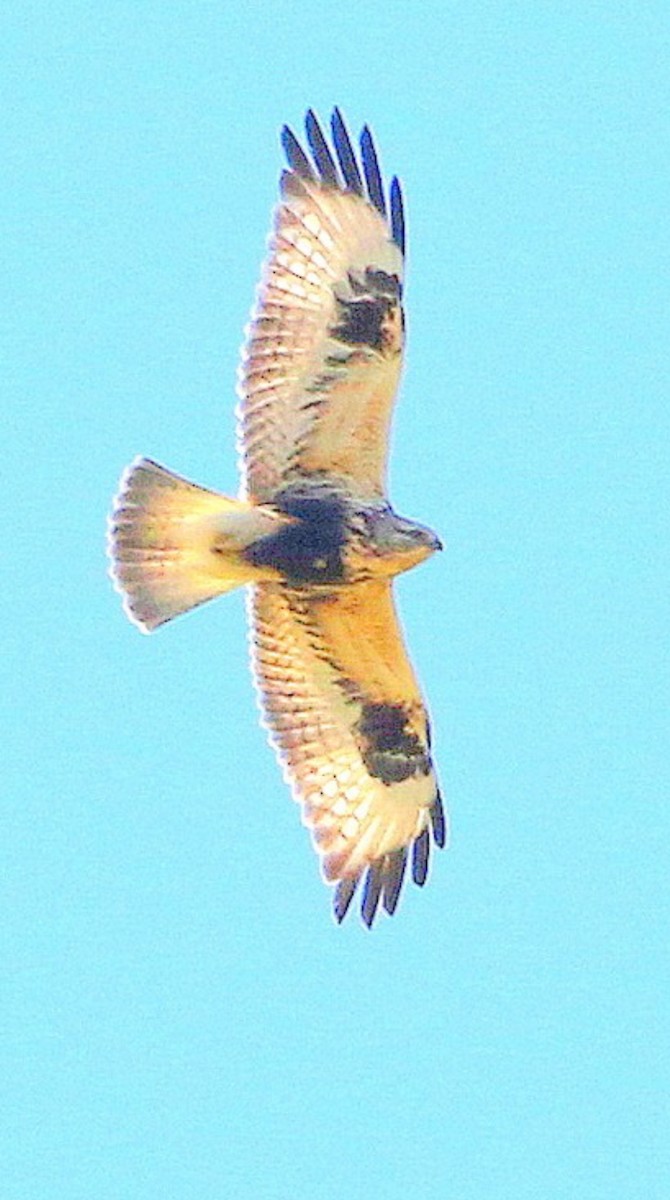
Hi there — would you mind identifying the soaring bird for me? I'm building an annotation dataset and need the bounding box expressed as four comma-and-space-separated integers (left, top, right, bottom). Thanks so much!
108, 109, 447, 926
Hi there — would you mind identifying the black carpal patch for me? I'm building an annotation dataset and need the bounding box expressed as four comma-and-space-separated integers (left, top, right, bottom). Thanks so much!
334, 295, 390, 352
244, 490, 347, 584
363, 268, 402, 299
333, 269, 403, 354
357, 702, 430, 785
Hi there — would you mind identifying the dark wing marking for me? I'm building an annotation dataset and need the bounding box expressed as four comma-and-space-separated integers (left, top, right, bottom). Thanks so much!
431, 791, 447, 847
360, 125, 386, 218
412, 827, 430, 885
305, 108, 340, 187
381, 847, 408, 917
390, 176, 405, 256
331, 107, 364, 195
281, 124, 315, 179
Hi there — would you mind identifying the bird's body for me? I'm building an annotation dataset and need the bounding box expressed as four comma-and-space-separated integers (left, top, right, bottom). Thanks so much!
243, 478, 440, 587
108, 110, 447, 926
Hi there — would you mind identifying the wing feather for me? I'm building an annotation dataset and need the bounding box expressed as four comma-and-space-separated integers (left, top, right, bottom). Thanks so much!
360, 125, 386, 217
237, 110, 406, 503
280, 125, 315, 179
248, 580, 445, 925
305, 108, 340, 186
390, 176, 406, 256
330, 108, 364, 195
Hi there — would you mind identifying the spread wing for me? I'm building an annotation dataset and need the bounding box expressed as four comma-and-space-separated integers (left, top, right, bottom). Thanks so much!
248, 580, 446, 926
236, 108, 406, 505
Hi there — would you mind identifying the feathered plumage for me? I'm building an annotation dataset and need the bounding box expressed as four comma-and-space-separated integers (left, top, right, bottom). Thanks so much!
108, 110, 446, 926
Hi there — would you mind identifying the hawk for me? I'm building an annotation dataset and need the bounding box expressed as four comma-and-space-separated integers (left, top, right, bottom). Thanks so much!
108, 109, 447, 926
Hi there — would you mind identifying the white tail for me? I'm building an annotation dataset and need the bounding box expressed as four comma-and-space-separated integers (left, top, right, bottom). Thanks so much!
107, 457, 285, 632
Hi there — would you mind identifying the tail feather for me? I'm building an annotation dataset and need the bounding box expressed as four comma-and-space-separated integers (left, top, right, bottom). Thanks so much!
108, 457, 278, 632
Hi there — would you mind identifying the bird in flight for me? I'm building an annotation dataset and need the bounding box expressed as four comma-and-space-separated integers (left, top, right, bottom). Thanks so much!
108, 109, 447, 926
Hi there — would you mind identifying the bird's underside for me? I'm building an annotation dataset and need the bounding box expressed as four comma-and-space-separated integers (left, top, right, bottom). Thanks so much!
108, 109, 447, 927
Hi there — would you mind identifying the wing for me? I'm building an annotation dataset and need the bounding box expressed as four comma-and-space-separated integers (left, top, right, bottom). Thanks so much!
237, 108, 406, 505
248, 580, 446, 926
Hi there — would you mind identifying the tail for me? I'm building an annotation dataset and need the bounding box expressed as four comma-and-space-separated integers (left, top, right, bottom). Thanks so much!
107, 457, 286, 632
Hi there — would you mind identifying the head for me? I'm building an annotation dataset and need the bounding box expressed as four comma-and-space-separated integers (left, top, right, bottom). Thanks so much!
389, 512, 442, 566
359, 505, 442, 575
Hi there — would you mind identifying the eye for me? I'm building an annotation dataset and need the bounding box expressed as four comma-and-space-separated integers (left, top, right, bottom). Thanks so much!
312, 556, 328, 571
362, 508, 390, 535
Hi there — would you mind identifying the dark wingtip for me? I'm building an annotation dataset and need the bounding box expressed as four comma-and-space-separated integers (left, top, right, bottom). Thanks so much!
334, 802, 445, 926
281, 123, 314, 179
334, 849, 408, 927
305, 109, 340, 187
360, 125, 386, 218
361, 862, 384, 928
381, 847, 408, 916
333, 874, 360, 924
282, 110, 400, 249
390, 176, 405, 255
412, 827, 430, 886
331, 107, 364, 195
430, 792, 447, 848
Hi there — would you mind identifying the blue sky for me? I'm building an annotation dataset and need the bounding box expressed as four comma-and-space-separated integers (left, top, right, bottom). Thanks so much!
3, 3, 669, 1197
